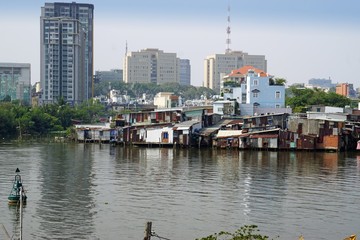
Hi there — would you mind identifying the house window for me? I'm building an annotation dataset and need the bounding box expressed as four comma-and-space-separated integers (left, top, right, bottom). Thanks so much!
242, 93, 246, 103
253, 92, 258, 98
275, 91, 281, 99
276, 104, 280, 108
163, 132, 169, 139
253, 79, 258, 86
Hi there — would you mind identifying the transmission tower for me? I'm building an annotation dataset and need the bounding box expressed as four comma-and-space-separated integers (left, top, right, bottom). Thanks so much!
225, 3, 231, 53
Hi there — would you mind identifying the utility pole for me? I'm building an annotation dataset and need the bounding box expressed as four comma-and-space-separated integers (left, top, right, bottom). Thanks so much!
143, 222, 152, 240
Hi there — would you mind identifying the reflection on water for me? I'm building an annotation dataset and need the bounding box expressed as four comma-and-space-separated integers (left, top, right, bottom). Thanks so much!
0, 143, 360, 239
34, 144, 97, 239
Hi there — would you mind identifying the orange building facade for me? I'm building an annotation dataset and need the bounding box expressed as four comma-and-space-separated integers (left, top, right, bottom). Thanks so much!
336, 83, 349, 97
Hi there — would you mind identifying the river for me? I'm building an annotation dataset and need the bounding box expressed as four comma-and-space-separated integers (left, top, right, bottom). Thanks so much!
0, 143, 359, 239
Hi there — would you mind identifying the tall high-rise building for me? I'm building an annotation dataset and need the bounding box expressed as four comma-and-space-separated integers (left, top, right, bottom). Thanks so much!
204, 51, 267, 93
0, 63, 31, 104
123, 48, 190, 85
179, 59, 191, 86
40, 2, 94, 105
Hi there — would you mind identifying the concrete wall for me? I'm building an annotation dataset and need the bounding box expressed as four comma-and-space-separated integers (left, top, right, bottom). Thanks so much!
146, 127, 174, 143
288, 118, 321, 135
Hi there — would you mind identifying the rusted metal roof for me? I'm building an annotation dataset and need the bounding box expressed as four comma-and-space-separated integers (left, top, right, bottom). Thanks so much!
199, 119, 242, 137
250, 134, 278, 139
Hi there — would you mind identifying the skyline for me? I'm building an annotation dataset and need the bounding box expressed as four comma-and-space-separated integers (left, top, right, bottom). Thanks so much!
1, 0, 360, 88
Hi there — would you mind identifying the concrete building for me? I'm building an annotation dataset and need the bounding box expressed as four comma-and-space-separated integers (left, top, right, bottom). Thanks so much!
213, 100, 236, 116
153, 92, 179, 109
40, 2, 94, 105
0, 63, 31, 104
204, 51, 267, 93
308, 78, 336, 89
124, 48, 189, 85
95, 69, 123, 83
336, 83, 349, 97
179, 59, 191, 85
219, 65, 288, 116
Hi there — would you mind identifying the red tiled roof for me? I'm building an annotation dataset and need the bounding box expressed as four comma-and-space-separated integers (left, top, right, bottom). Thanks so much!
228, 65, 268, 77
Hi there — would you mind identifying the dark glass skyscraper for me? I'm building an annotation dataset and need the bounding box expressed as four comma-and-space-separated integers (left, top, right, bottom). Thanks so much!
40, 2, 94, 104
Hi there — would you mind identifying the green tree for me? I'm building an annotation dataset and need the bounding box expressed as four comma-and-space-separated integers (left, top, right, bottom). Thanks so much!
1, 95, 11, 102
40, 99, 75, 129
20, 108, 62, 135
0, 104, 17, 138
74, 99, 108, 123
196, 225, 272, 240
285, 87, 351, 112
93, 81, 216, 102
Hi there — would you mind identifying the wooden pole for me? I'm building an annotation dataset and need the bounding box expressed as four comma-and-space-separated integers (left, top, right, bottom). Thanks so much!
19, 187, 23, 240
143, 221, 152, 240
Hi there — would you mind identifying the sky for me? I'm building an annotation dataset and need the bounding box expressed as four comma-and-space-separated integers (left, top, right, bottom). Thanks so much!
1, 0, 360, 88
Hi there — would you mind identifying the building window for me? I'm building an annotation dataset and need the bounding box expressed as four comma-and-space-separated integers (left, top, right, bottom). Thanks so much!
276, 104, 280, 108
275, 91, 281, 99
163, 132, 169, 139
242, 93, 246, 103
253, 79, 258, 86
253, 92, 258, 98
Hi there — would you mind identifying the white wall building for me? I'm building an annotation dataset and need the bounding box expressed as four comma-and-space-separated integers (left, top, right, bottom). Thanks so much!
204, 51, 267, 93
154, 92, 178, 109
217, 65, 290, 116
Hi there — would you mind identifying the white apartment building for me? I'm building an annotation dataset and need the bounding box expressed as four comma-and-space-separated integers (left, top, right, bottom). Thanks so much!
124, 48, 190, 85
204, 51, 267, 93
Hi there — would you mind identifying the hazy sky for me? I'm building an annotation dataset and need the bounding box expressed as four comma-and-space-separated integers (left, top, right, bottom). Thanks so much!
1, 0, 360, 88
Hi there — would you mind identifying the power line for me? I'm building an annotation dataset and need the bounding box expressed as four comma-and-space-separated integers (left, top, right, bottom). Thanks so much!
151, 231, 171, 240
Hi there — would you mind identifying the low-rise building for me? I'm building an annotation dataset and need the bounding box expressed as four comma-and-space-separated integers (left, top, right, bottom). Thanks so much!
154, 92, 179, 109
220, 65, 290, 116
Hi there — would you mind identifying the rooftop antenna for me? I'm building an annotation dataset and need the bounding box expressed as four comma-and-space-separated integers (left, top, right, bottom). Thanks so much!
125, 40, 128, 56
225, 2, 231, 54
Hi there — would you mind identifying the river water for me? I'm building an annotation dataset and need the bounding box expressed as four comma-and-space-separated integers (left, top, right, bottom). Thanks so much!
0, 143, 359, 240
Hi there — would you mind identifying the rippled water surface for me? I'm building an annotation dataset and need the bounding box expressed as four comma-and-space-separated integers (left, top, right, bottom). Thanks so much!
0, 143, 360, 239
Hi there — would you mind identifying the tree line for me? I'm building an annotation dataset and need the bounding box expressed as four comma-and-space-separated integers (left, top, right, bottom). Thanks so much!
94, 82, 217, 100
285, 86, 353, 112
0, 99, 108, 140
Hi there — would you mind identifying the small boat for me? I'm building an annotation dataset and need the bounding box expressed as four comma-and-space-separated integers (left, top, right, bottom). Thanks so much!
8, 168, 27, 205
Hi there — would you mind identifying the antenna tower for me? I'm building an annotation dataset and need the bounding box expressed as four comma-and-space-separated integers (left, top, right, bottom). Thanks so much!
125, 40, 128, 56
225, 2, 231, 53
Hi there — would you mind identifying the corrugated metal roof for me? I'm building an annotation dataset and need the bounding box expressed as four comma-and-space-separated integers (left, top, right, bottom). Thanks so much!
173, 120, 200, 130
199, 119, 242, 136
239, 128, 280, 137
199, 128, 219, 136
216, 130, 243, 138
75, 124, 112, 130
